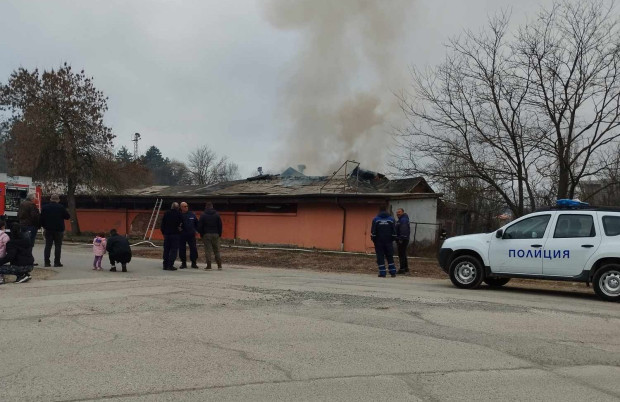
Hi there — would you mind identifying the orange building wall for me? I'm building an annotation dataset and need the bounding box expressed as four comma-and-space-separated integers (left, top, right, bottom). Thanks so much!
235, 204, 343, 250
71, 203, 380, 252
66, 209, 130, 235
342, 205, 378, 253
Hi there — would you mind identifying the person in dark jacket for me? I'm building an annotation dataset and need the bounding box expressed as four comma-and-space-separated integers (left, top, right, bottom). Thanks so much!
160, 202, 183, 270
370, 206, 397, 278
395, 208, 411, 275
179, 202, 199, 269
0, 223, 35, 284
106, 229, 132, 272
18, 193, 40, 250
197, 202, 223, 270
40, 194, 70, 267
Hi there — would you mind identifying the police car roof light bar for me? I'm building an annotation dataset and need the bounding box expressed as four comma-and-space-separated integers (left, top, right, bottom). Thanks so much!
556, 199, 590, 209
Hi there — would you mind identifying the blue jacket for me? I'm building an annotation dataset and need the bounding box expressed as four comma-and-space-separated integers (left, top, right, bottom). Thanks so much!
181, 211, 198, 235
396, 213, 411, 240
371, 211, 396, 242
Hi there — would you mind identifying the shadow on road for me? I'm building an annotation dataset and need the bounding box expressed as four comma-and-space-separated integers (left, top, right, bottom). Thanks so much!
479, 284, 600, 301
431, 279, 601, 301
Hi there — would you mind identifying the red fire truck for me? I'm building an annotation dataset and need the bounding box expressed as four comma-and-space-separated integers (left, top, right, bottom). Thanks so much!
0, 174, 42, 225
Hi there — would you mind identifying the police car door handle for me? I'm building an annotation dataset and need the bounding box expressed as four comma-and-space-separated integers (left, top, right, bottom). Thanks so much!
531, 244, 542, 248
581, 244, 594, 248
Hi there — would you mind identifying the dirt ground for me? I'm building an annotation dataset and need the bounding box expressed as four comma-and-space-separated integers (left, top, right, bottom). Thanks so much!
132, 246, 595, 295
133, 246, 445, 277
31, 268, 57, 280
2, 267, 57, 283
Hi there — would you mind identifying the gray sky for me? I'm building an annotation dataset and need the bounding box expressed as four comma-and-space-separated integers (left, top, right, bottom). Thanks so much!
0, 0, 553, 177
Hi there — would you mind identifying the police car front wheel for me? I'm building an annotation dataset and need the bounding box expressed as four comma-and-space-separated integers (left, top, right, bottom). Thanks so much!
449, 256, 485, 289
593, 264, 620, 302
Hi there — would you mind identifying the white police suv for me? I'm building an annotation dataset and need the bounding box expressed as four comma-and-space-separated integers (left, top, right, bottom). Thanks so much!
438, 200, 620, 302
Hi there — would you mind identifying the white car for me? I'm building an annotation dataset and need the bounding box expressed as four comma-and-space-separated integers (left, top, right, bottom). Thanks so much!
438, 203, 620, 302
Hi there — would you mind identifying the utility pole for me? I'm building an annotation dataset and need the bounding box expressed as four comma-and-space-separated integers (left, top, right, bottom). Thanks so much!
132, 133, 141, 160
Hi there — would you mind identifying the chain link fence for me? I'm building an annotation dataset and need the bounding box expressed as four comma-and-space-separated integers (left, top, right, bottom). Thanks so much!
407, 222, 443, 258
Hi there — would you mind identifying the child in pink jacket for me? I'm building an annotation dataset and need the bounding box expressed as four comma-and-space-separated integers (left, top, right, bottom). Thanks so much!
92, 233, 107, 270
0, 220, 9, 284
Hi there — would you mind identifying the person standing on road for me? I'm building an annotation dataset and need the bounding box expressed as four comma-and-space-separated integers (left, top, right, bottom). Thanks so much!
40, 194, 70, 268
197, 202, 222, 270
0, 220, 10, 284
395, 208, 411, 275
371, 206, 397, 278
106, 229, 132, 272
18, 193, 40, 252
160, 202, 183, 271
179, 202, 199, 269
92, 232, 106, 271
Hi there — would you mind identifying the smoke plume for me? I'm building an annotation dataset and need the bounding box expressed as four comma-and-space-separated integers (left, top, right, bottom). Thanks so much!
263, 0, 415, 175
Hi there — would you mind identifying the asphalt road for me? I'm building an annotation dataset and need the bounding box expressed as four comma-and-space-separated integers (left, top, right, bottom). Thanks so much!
1, 243, 619, 401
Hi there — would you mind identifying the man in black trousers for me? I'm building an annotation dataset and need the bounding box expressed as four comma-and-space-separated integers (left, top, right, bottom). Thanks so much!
179, 202, 199, 269
18, 193, 40, 250
395, 208, 411, 275
160, 202, 183, 271
40, 194, 70, 267
371, 206, 398, 278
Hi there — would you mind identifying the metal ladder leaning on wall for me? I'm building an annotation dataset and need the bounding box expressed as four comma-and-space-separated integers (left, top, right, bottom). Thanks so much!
131, 198, 163, 247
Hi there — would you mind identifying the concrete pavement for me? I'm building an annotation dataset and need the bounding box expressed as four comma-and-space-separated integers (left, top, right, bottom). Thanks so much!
1, 243, 619, 401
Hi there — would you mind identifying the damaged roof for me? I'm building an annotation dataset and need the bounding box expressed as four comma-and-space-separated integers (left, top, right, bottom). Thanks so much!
122, 174, 434, 198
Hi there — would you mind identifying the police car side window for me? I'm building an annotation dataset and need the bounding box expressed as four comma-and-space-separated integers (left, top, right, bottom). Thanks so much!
553, 214, 595, 238
503, 215, 551, 239
602, 216, 620, 236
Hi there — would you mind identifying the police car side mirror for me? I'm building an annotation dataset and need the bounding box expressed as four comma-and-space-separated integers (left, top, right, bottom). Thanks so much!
496, 229, 503, 239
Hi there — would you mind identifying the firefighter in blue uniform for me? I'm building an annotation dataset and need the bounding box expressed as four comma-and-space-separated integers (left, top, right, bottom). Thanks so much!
371, 206, 398, 278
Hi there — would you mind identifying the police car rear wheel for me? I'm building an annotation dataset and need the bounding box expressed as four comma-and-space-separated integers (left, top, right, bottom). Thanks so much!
484, 277, 511, 287
593, 264, 620, 302
449, 256, 485, 289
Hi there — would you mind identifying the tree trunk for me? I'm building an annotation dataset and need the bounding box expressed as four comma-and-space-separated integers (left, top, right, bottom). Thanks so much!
67, 177, 81, 234
557, 164, 570, 200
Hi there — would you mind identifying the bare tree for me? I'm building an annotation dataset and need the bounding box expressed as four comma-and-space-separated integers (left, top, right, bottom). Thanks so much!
579, 143, 620, 204
396, 12, 541, 217
168, 160, 192, 185
208, 156, 240, 184
0, 63, 114, 233
434, 155, 509, 232
91, 156, 153, 192
187, 145, 240, 185
518, 0, 620, 199
188, 145, 217, 185
396, 0, 620, 217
